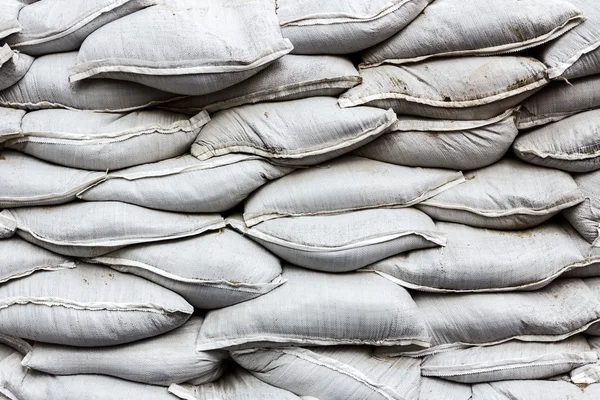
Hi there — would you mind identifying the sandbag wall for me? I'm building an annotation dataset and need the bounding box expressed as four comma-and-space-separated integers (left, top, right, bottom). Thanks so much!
1, 0, 600, 399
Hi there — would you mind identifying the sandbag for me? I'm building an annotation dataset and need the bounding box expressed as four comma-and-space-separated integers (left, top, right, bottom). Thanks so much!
277, 0, 432, 55
196, 266, 430, 351
0, 107, 23, 144
160, 55, 360, 114
228, 208, 445, 273
513, 109, 600, 173
0, 263, 193, 346
0, 351, 180, 400
0, 52, 179, 111
362, 0, 582, 66
22, 316, 227, 386
9, 109, 210, 170
418, 378, 472, 400
409, 279, 600, 354
191, 97, 396, 166
561, 219, 600, 278
168, 368, 304, 400
0, 212, 16, 239
564, 171, 600, 245
88, 228, 284, 309
4, 0, 155, 56
77, 154, 293, 213
69, 0, 293, 96
2, 201, 224, 257
0, 150, 106, 207
231, 346, 421, 400
421, 336, 596, 383
0, 0, 32, 39
0, 236, 74, 284
416, 158, 584, 230
0, 44, 33, 91
354, 109, 518, 170
583, 278, 600, 335
368, 221, 588, 292
338, 56, 548, 120
243, 155, 464, 226
539, 0, 600, 79
517, 75, 600, 129
470, 380, 593, 400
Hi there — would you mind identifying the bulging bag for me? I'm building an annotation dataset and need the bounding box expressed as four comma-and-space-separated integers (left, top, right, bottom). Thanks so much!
563, 170, 600, 245
0, 44, 33, 91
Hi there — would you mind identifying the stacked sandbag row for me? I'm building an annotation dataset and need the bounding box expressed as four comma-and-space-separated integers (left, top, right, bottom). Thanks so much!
1, 0, 600, 399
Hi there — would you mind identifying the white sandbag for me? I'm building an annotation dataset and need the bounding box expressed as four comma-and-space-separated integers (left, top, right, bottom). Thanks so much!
583, 278, 600, 335
0, 212, 16, 239
368, 221, 588, 292
77, 154, 293, 213
470, 380, 591, 400
9, 109, 210, 170
70, 0, 293, 96
0, 334, 30, 356
196, 266, 430, 351
22, 316, 227, 386
160, 55, 361, 114
277, 0, 432, 55
0, 237, 74, 284
513, 109, 600, 173
338, 56, 548, 120
191, 97, 396, 166
0, 0, 32, 39
517, 75, 600, 129
243, 155, 464, 226
539, 0, 600, 79
232, 346, 421, 400
228, 208, 445, 273
88, 228, 284, 309
354, 109, 518, 170
0, 352, 180, 400
168, 368, 304, 400
0, 44, 33, 91
571, 363, 600, 385
0, 150, 106, 207
0, 263, 193, 346
561, 219, 600, 278
418, 378, 472, 400
362, 0, 583, 66
4, 0, 155, 56
0, 107, 24, 144
2, 201, 224, 257
421, 336, 596, 383
564, 171, 600, 245
409, 279, 600, 355
0, 52, 179, 111
416, 158, 584, 230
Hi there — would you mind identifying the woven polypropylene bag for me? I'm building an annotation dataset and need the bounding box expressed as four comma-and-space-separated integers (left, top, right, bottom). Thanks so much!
564, 170, 600, 246
0, 44, 33, 91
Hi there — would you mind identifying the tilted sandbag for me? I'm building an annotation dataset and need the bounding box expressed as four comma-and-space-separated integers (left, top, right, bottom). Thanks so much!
0, 52, 179, 111
564, 171, 600, 246
513, 109, 600, 173
517, 75, 600, 129
4, 0, 155, 56
470, 380, 594, 400
168, 368, 304, 400
0, 236, 74, 284
196, 266, 430, 351
354, 109, 518, 170
421, 336, 596, 383
368, 221, 589, 292
78, 154, 293, 213
2, 201, 224, 257
0, 44, 33, 91
228, 209, 445, 273
232, 346, 421, 400
69, 0, 293, 96
0, 351, 180, 400
539, 0, 600, 79
191, 97, 396, 166
277, 0, 432, 55
416, 158, 584, 230
362, 0, 583, 66
0, 0, 32, 39
22, 316, 227, 386
0, 107, 23, 144
0, 151, 106, 207
243, 155, 464, 226
160, 55, 360, 114
9, 109, 210, 170
88, 228, 284, 309
0, 263, 193, 346
339, 56, 548, 120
